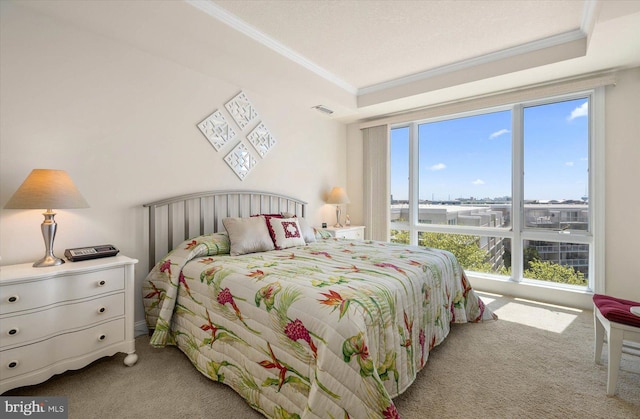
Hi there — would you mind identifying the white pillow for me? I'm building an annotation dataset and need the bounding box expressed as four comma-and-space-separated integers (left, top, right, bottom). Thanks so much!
223, 216, 275, 256
297, 217, 316, 243
268, 217, 306, 250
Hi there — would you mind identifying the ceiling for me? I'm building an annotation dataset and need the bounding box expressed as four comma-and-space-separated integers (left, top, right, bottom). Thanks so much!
10, 0, 640, 123
203, 0, 640, 120
212, 0, 587, 91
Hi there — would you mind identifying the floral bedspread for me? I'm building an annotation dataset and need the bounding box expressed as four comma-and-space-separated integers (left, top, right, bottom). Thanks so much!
143, 234, 495, 418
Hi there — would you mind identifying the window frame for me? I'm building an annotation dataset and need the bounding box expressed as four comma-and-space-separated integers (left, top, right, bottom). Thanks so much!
390, 88, 604, 293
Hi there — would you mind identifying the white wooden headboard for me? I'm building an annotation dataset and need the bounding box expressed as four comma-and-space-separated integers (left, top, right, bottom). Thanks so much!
143, 190, 307, 265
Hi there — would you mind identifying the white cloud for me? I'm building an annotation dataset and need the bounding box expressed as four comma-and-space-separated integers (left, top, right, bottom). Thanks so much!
429, 163, 446, 171
489, 129, 510, 139
567, 102, 588, 121
472, 179, 485, 185
565, 161, 574, 167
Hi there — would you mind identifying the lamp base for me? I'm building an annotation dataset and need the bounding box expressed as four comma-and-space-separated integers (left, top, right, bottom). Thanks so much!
334, 205, 343, 228
33, 209, 64, 268
33, 255, 65, 268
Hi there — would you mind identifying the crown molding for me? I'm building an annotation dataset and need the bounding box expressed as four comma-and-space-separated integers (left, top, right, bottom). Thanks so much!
357, 29, 587, 96
185, 0, 358, 94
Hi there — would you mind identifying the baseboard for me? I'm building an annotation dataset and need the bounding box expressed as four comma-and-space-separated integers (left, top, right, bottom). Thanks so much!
469, 274, 594, 310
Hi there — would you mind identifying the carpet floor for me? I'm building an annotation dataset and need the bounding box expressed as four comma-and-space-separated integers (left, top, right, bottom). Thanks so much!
4, 292, 639, 418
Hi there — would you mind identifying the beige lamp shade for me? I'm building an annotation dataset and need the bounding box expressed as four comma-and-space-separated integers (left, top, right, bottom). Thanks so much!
4, 169, 89, 210
327, 187, 350, 205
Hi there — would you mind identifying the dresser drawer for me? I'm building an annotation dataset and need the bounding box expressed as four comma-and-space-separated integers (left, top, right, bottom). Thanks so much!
0, 293, 124, 349
336, 229, 364, 240
0, 266, 124, 315
323, 226, 365, 240
0, 318, 125, 381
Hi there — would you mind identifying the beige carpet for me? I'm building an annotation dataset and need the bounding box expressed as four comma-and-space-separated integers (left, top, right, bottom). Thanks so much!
4, 293, 639, 418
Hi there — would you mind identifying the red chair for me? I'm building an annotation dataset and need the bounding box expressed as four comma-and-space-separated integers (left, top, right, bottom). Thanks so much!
593, 294, 640, 396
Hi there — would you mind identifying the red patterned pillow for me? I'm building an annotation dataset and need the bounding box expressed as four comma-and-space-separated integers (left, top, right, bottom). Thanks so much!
267, 218, 306, 250
278, 213, 316, 243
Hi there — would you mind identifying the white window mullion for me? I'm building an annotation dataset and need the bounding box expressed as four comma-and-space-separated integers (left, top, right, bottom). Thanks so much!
511, 104, 524, 283
521, 230, 592, 244
409, 122, 419, 246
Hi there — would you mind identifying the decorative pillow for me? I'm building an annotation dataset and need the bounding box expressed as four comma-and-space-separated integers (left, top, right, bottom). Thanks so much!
267, 217, 306, 250
279, 213, 316, 244
252, 213, 283, 246
223, 216, 275, 256
297, 217, 316, 243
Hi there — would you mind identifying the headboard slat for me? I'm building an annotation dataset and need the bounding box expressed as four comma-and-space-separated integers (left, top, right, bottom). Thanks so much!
167, 205, 174, 257
199, 198, 205, 236
148, 207, 156, 269
184, 200, 189, 243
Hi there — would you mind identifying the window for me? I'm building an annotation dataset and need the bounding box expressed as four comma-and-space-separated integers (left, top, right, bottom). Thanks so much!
390, 92, 600, 291
390, 126, 409, 232
418, 110, 512, 229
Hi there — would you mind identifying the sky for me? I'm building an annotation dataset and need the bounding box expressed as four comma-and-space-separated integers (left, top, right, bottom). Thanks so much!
391, 97, 589, 202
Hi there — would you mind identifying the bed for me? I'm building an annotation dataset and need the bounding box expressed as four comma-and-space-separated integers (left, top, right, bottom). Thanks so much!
142, 190, 495, 418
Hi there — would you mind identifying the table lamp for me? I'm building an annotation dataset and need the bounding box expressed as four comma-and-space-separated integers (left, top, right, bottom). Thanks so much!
4, 169, 89, 267
327, 186, 350, 228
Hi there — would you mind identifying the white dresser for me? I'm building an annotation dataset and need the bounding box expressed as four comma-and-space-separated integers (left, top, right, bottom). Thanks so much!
0, 255, 138, 394
321, 226, 365, 240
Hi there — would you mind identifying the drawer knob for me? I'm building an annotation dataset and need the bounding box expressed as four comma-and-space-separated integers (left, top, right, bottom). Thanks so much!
98, 307, 106, 314
98, 334, 106, 342
8, 328, 19, 336
7, 295, 19, 303
98, 280, 106, 287
7, 360, 19, 369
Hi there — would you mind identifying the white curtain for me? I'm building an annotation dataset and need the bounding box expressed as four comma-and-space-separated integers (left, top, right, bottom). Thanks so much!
362, 125, 389, 241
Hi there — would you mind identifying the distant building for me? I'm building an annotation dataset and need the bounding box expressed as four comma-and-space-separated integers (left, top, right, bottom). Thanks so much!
523, 203, 589, 277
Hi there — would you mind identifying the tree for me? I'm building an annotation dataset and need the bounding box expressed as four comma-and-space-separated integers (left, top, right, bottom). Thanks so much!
390, 229, 409, 245
390, 230, 586, 286
523, 246, 540, 271
391, 230, 493, 272
418, 232, 493, 273
524, 259, 586, 286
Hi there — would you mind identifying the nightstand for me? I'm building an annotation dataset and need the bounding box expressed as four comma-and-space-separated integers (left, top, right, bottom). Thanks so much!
0, 255, 138, 394
321, 226, 365, 240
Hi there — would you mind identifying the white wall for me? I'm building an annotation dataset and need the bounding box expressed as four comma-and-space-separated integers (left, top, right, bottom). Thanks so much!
0, 2, 348, 325
347, 67, 640, 307
603, 68, 640, 302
